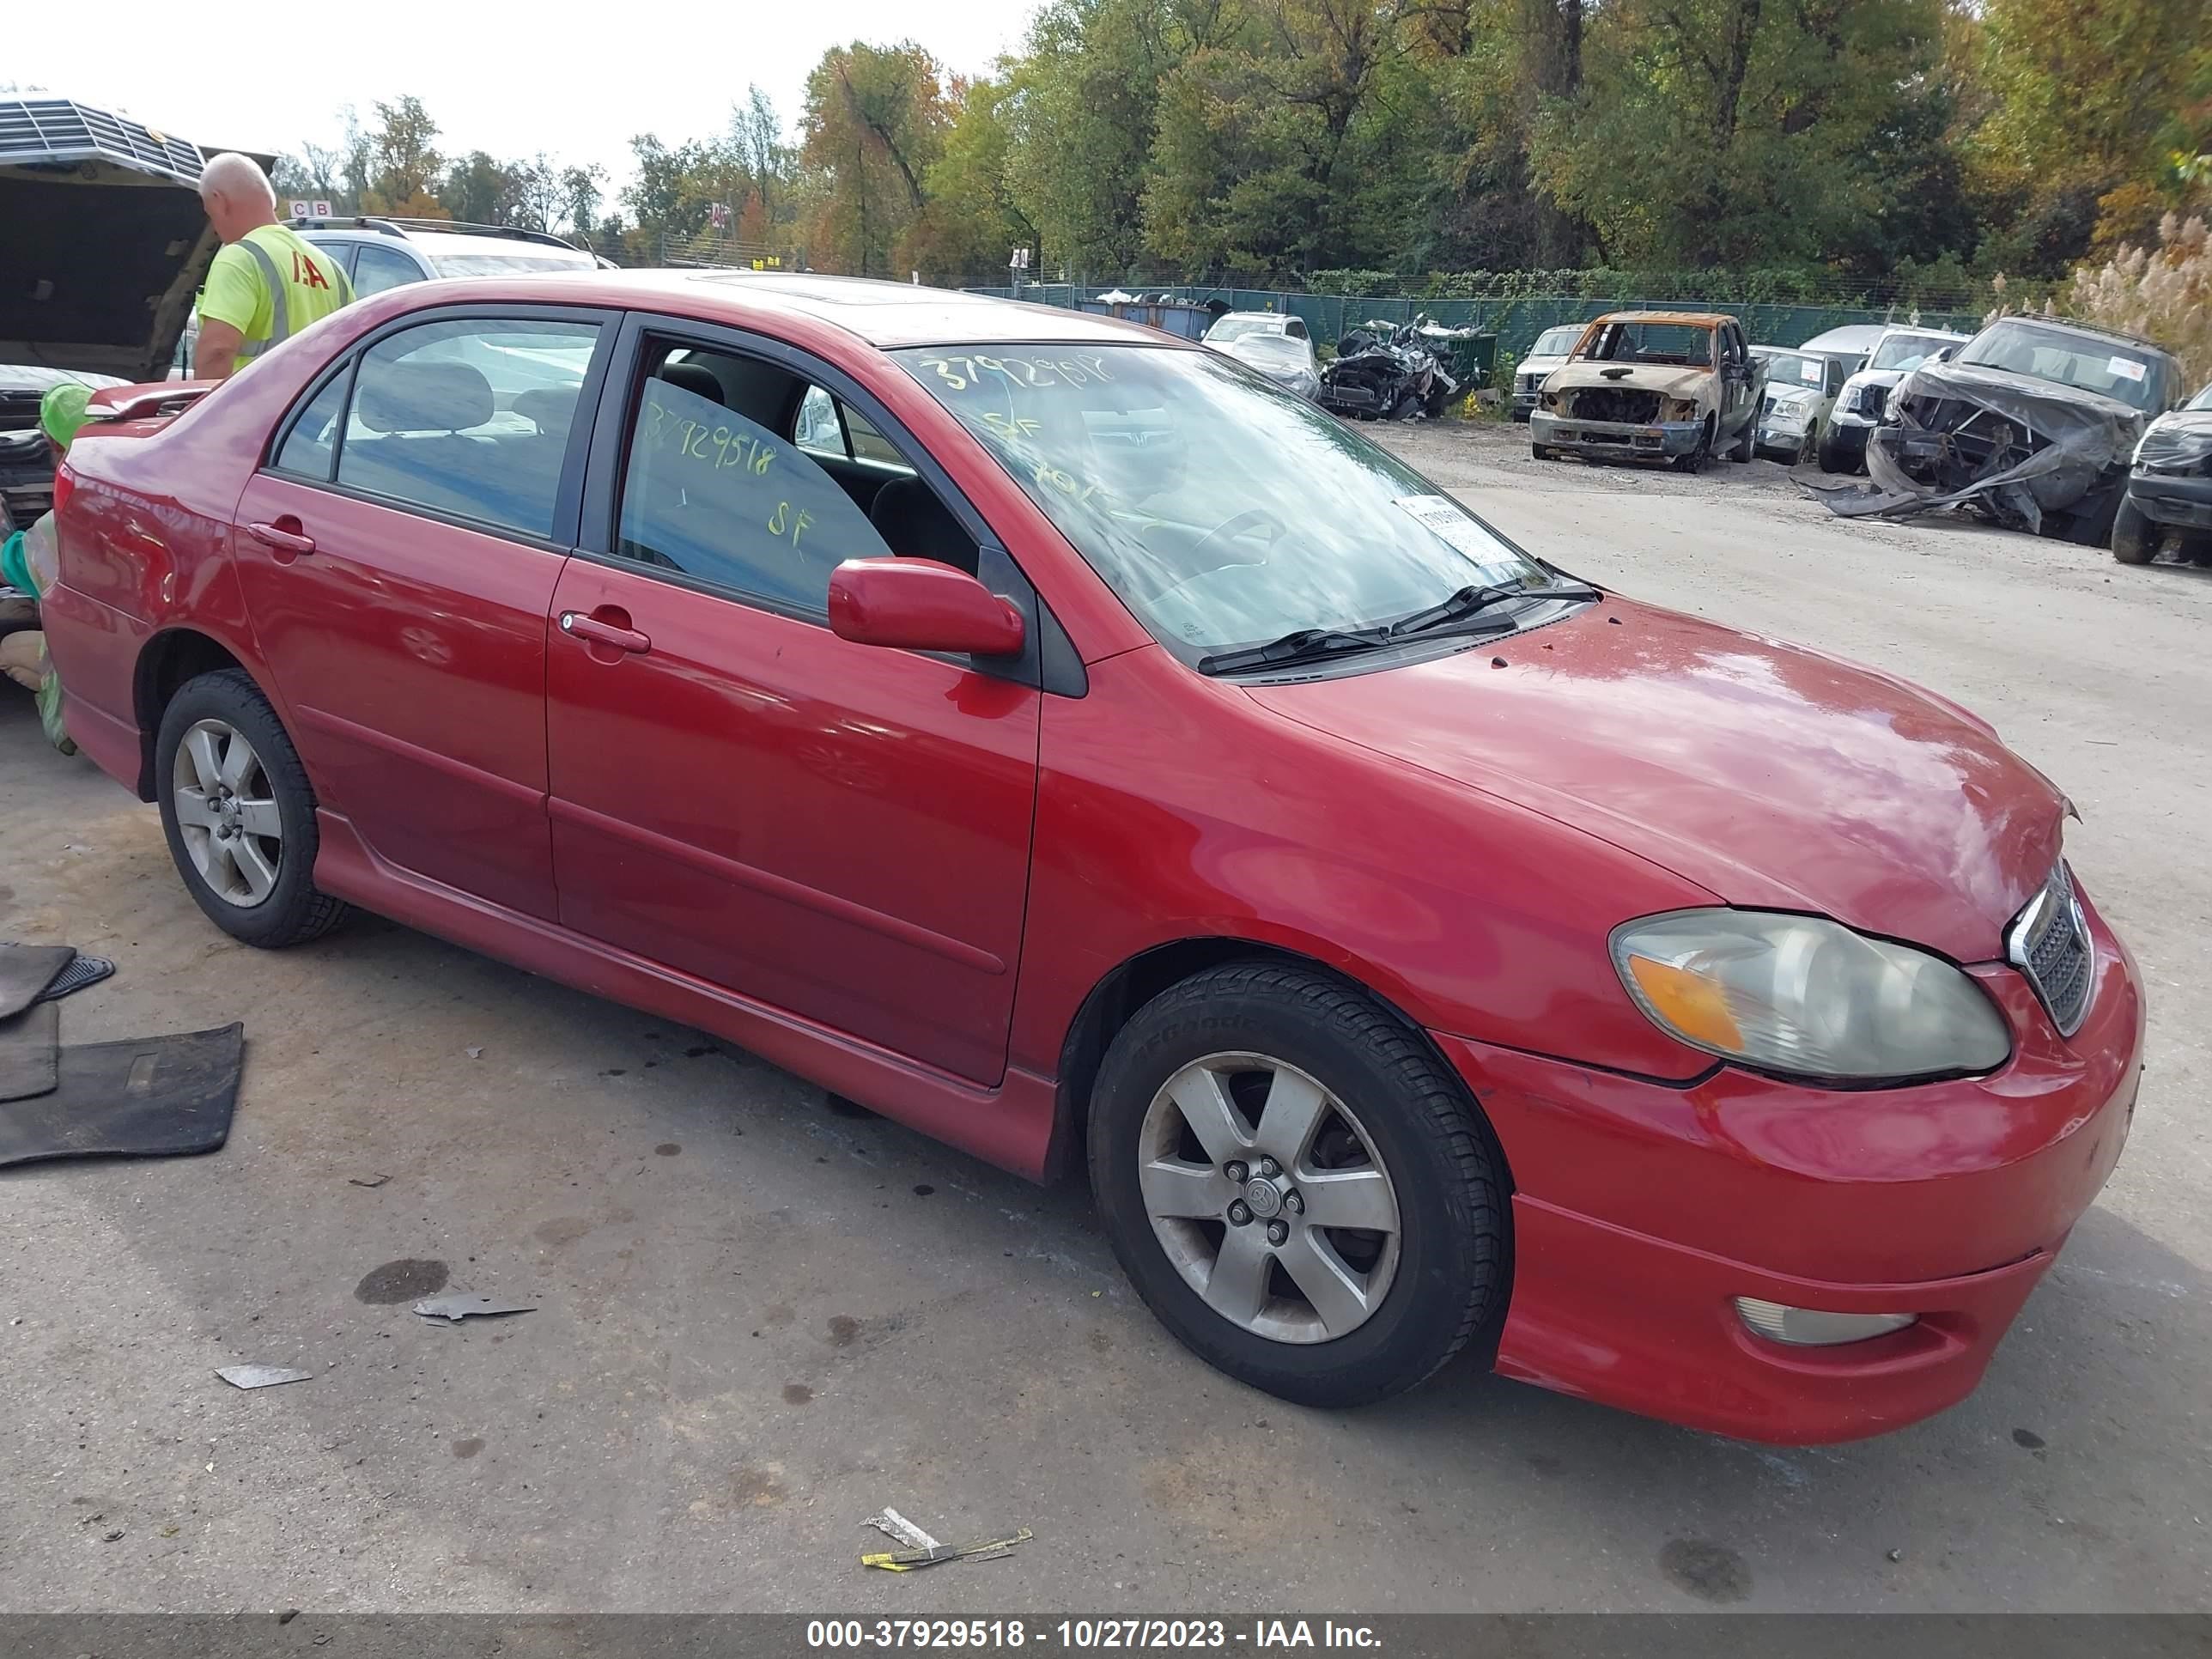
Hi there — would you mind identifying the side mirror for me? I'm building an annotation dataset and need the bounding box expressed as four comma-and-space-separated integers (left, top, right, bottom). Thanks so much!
829, 558, 1026, 658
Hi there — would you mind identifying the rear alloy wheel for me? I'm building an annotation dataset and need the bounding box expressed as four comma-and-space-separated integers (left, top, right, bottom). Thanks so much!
1088, 962, 1507, 1407
155, 668, 348, 948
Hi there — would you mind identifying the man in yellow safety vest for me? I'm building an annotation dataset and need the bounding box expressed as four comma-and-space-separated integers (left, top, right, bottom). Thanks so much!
191, 152, 354, 380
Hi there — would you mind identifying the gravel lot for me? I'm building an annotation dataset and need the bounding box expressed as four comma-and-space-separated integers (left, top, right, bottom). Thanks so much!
3, 421, 2208, 1613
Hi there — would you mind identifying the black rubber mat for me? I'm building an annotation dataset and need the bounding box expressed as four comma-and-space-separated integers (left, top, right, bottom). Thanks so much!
0, 1000, 59, 1102
0, 1024, 244, 1169
38, 954, 116, 1002
0, 945, 74, 1018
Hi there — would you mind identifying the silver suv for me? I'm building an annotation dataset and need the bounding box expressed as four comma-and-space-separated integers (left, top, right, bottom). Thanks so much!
176, 217, 605, 374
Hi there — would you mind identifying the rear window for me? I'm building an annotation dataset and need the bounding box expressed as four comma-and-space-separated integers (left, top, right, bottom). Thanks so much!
429, 253, 597, 278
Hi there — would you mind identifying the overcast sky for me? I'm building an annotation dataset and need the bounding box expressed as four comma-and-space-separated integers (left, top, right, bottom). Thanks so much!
12, 2, 1036, 191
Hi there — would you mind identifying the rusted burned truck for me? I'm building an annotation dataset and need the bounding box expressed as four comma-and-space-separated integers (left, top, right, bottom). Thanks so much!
1528, 311, 1765, 471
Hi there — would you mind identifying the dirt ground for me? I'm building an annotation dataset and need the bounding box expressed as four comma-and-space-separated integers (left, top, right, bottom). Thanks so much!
3, 422, 2209, 1614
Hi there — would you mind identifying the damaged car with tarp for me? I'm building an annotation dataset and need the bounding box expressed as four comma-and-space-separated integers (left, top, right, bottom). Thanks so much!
2112, 380, 2212, 566
1318, 319, 1461, 421
1808, 316, 2185, 545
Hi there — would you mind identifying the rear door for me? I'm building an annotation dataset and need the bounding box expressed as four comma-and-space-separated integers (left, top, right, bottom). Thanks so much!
232, 305, 612, 920
543, 317, 1043, 1085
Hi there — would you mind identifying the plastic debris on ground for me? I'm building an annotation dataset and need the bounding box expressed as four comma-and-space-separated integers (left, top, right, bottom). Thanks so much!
413, 1293, 538, 1322
216, 1365, 313, 1389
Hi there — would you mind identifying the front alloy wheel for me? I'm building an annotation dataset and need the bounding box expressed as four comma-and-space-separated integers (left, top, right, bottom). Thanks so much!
1139, 1054, 1401, 1343
1088, 962, 1508, 1407
173, 719, 284, 907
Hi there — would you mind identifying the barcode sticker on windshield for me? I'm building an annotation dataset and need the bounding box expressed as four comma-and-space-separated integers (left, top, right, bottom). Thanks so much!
2108, 357, 2146, 382
1395, 495, 1508, 567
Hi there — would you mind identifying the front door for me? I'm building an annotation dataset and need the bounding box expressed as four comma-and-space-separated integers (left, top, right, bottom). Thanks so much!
233, 310, 607, 920
543, 330, 1041, 1085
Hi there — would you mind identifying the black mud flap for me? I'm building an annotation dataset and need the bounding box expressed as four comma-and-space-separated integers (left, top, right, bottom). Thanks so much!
0, 944, 75, 1018
0, 1023, 244, 1169
0, 999, 60, 1102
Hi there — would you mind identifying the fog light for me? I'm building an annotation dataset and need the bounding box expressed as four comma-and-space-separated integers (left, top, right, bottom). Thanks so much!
1735, 1297, 1917, 1346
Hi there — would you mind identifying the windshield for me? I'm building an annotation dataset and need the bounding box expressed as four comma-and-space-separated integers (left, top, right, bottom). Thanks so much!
1579, 322, 1713, 367
1529, 326, 1584, 358
2187, 381, 2212, 412
896, 345, 1554, 662
429, 252, 596, 277
1870, 333, 1955, 372
1957, 320, 2161, 410
1204, 316, 1278, 344
1760, 352, 1828, 392
1228, 333, 1313, 369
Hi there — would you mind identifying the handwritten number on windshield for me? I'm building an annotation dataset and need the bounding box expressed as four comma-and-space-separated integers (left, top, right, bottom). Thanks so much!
918, 355, 1115, 394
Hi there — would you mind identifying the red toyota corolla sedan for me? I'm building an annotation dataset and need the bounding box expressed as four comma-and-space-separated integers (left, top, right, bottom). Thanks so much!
41, 273, 2142, 1441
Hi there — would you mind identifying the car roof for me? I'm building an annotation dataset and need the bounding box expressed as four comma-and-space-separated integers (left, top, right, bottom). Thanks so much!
1975, 313, 2177, 360
402, 269, 1188, 350
389, 228, 599, 265
1592, 311, 1732, 327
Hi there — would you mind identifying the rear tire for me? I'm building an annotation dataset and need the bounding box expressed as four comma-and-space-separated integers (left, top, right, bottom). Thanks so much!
1728, 415, 1755, 463
2109, 497, 2157, 564
1086, 962, 1508, 1408
155, 668, 348, 949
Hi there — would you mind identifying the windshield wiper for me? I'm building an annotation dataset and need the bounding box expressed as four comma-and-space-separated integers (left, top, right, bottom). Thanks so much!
1197, 627, 1392, 676
1385, 576, 1598, 639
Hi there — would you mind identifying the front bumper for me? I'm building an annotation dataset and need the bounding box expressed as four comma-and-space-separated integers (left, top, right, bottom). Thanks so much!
1755, 417, 1814, 455
1440, 887, 2144, 1443
1529, 410, 1702, 460
2126, 468, 2212, 532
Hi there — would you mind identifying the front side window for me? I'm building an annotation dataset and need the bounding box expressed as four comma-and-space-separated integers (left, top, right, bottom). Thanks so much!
896, 345, 1557, 662
352, 243, 422, 298
614, 362, 901, 613
335, 317, 598, 537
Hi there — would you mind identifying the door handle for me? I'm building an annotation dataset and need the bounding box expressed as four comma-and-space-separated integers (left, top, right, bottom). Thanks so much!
246, 520, 316, 555
559, 611, 651, 654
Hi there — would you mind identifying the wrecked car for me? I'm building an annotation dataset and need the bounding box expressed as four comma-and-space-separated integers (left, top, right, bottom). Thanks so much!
1319, 319, 1459, 421
1530, 312, 1765, 471
1818, 326, 1972, 475
2112, 380, 2212, 566
1811, 317, 2185, 542
2, 95, 216, 529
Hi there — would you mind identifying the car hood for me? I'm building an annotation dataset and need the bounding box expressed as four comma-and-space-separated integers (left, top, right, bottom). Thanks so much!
1547, 362, 1711, 399
2136, 409, 2212, 471
0, 97, 246, 381
1246, 600, 2063, 961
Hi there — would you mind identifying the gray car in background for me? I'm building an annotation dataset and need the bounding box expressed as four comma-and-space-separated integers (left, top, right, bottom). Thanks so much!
1819, 325, 1972, 473
1510, 324, 1588, 422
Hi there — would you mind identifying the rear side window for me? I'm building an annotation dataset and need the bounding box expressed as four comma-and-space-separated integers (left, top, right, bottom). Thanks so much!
332, 317, 598, 538
352, 243, 422, 297
271, 373, 349, 482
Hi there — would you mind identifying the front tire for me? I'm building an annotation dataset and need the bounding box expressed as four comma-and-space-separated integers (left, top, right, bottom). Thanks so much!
1673, 417, 1715, 473
1816, 429, 1856, 474
1087, 962, 1508, 1407
2109, 497, 2157, 564
155, 668, 348, 948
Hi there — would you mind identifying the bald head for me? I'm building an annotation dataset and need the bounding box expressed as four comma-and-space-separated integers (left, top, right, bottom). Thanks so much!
198, 151, 278, 244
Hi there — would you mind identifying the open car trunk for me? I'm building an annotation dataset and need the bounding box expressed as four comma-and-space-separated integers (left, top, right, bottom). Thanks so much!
0, 98, 222, 384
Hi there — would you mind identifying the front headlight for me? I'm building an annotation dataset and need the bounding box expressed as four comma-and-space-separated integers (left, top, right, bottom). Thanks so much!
1767, 399, 1813, 430
1610, 910, 2011, 1082
1663, 397, 1700, 422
